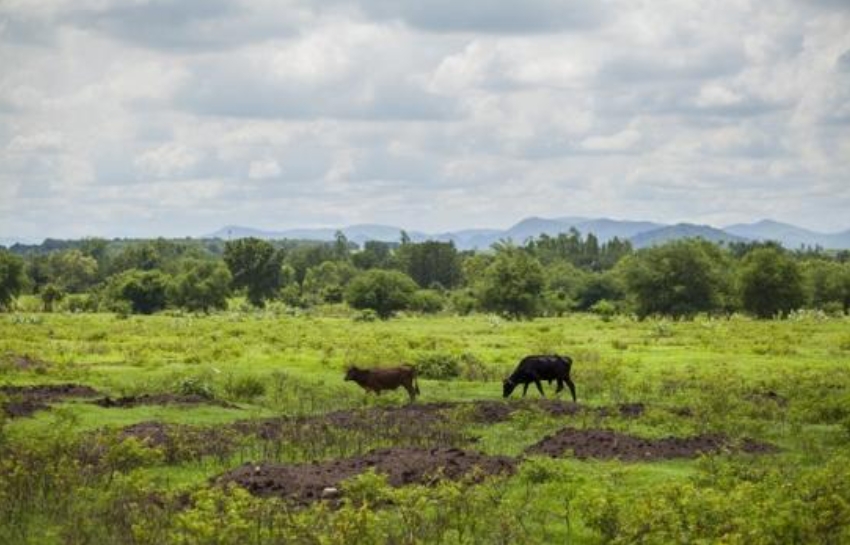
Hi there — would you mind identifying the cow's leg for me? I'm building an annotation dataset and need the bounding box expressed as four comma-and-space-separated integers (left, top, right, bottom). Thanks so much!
555, 378, 564, 394
565, 377, 577, 402
403, 381, 416, 402
534, 378, 545, 397
522, 382, 530, 397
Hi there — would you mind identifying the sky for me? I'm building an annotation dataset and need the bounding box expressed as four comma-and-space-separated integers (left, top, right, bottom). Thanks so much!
1, 0, 849, 241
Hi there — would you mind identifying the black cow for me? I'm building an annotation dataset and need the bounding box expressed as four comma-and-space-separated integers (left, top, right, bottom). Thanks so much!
502, 355, 576, 401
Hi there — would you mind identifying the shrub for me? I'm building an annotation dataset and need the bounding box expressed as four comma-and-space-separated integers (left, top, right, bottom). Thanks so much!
409, 289, 445, 314
415, 352, 461, 380
223, 374, 266, 401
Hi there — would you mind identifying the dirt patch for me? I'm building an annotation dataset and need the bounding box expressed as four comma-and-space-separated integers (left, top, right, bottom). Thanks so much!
217, 447, 516, 505
92, 394, 237, 409
85, 421, 241, 463
747, 390, 788, 407
526, 427, 778, 461
1, 353, 51, 372
1, 383, 99, 418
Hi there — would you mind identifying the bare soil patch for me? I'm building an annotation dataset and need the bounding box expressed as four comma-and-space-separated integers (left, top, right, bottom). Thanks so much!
90, 421, 241, 462
1, 383, 99, 418
526, 427, 778, 461
1, 353, 51, 372
217, 447, 516, 505
92, 394, 237, 409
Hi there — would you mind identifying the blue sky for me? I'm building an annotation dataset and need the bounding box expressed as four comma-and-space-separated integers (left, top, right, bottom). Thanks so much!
1, 0, 849, 240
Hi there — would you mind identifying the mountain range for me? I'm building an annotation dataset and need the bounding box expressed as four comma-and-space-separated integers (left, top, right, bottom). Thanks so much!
206, 218, 850, 251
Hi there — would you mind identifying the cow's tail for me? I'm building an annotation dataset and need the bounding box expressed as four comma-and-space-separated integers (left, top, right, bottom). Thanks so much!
413, 368, 421, 395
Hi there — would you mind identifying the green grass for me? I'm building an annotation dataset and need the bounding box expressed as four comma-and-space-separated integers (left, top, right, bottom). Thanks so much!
1, 310, 849, 543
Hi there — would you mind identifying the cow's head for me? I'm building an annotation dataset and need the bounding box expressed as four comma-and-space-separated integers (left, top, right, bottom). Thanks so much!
502, 378, 517, 398
344, 366, 361, 381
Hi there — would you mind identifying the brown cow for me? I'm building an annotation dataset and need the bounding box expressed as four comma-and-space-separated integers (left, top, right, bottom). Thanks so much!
344, 365, 420, 402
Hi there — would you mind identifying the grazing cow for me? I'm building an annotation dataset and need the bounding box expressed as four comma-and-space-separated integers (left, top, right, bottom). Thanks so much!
344, 365, 420, 402
503, 355, 576, 402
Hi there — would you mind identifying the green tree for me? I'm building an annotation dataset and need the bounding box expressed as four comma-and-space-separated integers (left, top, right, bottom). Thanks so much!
303, 261, 358, 303
345, 269, 417, 319
223, 238, 283, 307
620, 239, 731, 318
352, 240, 392, 270
169, 260, 232, 312
0, 250, 26, 310
110, 243, 163, 274
477, 245, 545, 319
404, 241, 463, 289
40, 283, 65, 312
574, 271, 625, 311
803, 259, 849, 313
106, 269, 170, 314
739, 247, 806, 318
48, 249, 99, 292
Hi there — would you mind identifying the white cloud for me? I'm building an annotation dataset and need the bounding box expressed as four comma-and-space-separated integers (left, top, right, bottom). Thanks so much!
248, 158, 281, 179
1, 0, 850, 239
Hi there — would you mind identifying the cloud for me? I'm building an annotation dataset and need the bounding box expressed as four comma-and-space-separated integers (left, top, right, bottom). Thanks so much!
1, 0, 850, 239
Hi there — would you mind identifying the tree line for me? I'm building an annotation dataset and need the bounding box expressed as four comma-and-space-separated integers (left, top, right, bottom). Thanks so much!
1, 231, 849, 319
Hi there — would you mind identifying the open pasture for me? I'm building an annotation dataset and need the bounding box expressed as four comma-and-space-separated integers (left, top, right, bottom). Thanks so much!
1, 310, 849, 544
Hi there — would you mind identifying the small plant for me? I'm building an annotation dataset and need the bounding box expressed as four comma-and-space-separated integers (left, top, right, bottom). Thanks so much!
177, 376, 215, 399
414, 352, 461, 380
223, 373, 266, 401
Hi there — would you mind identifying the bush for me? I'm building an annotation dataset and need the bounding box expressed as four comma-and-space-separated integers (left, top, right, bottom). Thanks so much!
409, 289, 445, 314
345, 270, 417, 319
415, 352, 461, 380
223, 374, 266, 401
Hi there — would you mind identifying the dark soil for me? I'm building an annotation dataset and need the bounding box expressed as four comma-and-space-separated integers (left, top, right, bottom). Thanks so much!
1, 383, 99, 418
526, 427, 778, 461
101, 421, 240, 462
92, 394, 237, 409
1, 353, 50, 372
217, 447, 516, 505
747, 390, 788, 407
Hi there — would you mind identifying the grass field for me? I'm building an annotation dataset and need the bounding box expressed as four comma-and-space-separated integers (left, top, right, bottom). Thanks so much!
2, 309, 850, 543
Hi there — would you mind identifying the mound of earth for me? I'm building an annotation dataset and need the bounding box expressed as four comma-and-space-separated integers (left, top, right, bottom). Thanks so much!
217, 447, 516, 505
1, 383, 99, 418
1, 353, 50, 372
81, 421, 241, 463
526, 428, 778, 461
92, 394, 237, 409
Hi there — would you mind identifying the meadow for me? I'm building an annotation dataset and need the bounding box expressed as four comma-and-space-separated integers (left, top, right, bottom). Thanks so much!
1, 307, 850, 544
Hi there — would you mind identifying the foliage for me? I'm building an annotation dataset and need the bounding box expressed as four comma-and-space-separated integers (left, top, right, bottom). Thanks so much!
740, 247, 806, 318
105, 269, 171, 314
40, 283, 65, 312
345, 269, 417, 319
224, 238, 283, 307
414, 352, 462, 379
409, 289, 445, 314
47, 249, 99, 293
620, 239, 732, 318
0, 250, 26, 310
399, 240, 463, 289
477, 245, 545, 319
169, 259, 232, 312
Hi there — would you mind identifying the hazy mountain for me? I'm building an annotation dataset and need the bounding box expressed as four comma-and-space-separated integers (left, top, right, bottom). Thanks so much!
629, 223, 747, 248
724, 219, 850, 249
207, 218, 850, 250
573, 219, 664, 242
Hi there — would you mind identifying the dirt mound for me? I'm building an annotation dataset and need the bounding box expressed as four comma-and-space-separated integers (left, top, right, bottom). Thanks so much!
526, 428, 778, 461
93, 394, 237, 409
106, 421, 240, 462
1, 353, 50, 372
1, 383, 99, 418
217, 447, 516, 505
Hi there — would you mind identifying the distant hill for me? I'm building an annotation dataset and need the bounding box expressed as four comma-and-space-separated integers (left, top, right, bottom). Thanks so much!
629, 223, 747, 248
724, 220, 850, 249
205, 217, 850, 250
